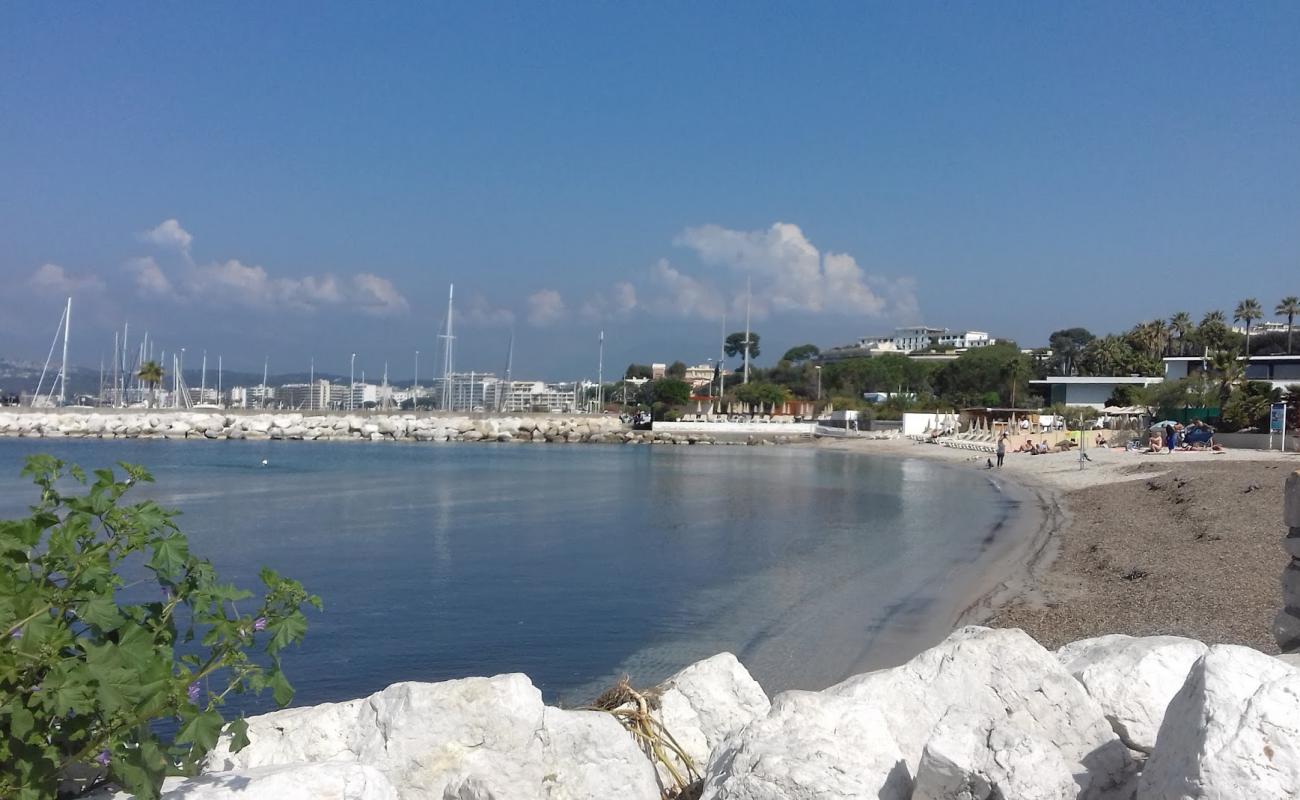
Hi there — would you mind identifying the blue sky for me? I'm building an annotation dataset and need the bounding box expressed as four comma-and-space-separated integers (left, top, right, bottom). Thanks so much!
2, 3, 1297, 379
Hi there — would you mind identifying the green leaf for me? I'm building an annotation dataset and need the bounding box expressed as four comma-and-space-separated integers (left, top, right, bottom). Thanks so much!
176, 709, 224, 751
267, 666, 294, 706
79, 594, 124, 632
227, 717, 251, 752
267, 610, 307, 653
146, 533, 189, 579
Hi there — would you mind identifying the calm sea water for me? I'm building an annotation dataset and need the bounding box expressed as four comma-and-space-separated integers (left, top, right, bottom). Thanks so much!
0, 438, 1009, 713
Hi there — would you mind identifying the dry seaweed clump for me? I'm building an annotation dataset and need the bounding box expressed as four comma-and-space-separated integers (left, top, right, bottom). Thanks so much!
586, 676, 702, 800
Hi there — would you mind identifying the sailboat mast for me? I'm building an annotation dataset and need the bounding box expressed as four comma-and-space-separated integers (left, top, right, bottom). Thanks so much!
201, 351, 207, 402
218, 355, 223, 406
743, 277, 751, 385
501, 330, 514, 412
439, 283, 455, 411
262, 357, 269, 409
718, 312, 727, 412
60, 297, 71, 404
596, 330, 604, 411
309, 356, 315, 411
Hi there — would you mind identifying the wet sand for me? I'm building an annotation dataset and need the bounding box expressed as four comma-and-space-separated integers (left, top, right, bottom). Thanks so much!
821, 437, 1299, 653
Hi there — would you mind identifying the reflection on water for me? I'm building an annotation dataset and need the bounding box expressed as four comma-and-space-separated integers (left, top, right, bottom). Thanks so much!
0, 438, 1002, 711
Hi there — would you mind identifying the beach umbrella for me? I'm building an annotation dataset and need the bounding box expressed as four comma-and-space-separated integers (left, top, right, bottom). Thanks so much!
1149, 420, 1178, 431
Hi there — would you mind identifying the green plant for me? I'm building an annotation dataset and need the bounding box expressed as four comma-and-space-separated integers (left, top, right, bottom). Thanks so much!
1, 456, 319, 800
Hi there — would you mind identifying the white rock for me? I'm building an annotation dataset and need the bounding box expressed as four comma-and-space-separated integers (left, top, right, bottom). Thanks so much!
655, 652, 770, 780
536, 706, 661, 799
1056, 634, 1208, 753
1140, 644, 1300, 799
826, 626, 1131, 798
701, 690, 912, 800
89, 762, 397, 800
912, 709, 1078, 800
207, 674, 658, 800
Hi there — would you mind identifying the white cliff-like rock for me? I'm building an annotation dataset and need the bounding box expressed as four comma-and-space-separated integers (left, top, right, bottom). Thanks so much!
825, 626, 1132, 798
90, 762, 398, 800
1056, 634, 1208, 754
912, 709, 1078, 800
1139, 644, 1300, 799
655, 652, 771, 781
700, 690, 912, 800
205, 674, 658, 800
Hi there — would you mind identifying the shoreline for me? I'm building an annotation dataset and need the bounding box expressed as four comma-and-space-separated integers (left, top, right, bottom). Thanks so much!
820, 436, 1299, 655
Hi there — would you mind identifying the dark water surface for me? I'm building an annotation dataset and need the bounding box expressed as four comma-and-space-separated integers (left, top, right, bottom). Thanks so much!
0, 438, 1007, 713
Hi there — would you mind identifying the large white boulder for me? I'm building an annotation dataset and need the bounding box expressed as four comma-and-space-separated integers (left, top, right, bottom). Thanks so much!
655, 652, 770, 779
825, 626, 1131, 798
1056, 634, 1208, 753
206, 674, 658, 800
1139, 645, 1300, 799
912, 709, 1078, 800
90, 762, 397, 800
700, 690, 912, 800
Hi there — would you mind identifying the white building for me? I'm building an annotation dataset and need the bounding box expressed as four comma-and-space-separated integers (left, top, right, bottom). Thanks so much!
1164, 355, 1300, 392
857, 326, 994, 353
1029, 376, 1164, 410
498, 381, 578, 413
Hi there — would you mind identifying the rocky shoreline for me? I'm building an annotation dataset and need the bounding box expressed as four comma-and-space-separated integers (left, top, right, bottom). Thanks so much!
89, 625, 1300, 799
0, 411, 800, 446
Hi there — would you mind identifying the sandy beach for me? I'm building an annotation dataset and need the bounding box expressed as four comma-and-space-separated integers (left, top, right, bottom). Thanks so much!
819, 436, 1300, 653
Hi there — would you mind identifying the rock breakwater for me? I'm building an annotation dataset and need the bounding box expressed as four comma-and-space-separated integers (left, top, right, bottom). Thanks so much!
0, 411, 756, 445
89, 625, 1300, 799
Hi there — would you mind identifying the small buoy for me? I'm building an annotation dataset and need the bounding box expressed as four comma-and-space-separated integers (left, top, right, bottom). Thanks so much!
260, 459, 268, 466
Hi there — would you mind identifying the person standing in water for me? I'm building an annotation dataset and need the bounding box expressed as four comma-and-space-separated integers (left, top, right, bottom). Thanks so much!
996, 433, 1007, 468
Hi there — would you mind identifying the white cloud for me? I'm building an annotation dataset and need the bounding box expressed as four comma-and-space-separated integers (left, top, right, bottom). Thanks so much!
672, 222, 915, 319
645, 260, 726, 319
125, 257, 409, 317
126, 257, 174, 296
350, 273, 409, 317
526, 289, 567, 327
460, 293, 516, 327
27, 263, 106, 295
139, 219, 193, 254
579, 281, 639, 321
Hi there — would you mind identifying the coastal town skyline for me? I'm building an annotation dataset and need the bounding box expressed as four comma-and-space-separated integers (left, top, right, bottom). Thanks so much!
4, 4, 1299, 375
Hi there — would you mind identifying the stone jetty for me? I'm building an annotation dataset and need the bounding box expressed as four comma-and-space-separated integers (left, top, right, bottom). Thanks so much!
0, 411, 759, 446
87, 625, 1300, 799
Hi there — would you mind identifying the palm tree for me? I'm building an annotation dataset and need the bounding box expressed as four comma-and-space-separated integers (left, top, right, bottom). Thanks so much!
1277, 296, 1300, 355
1003, 356, 1028, 407
1234, 298, 1263, 357
1198, 310, 1229, 353
1169, 311, 1193, 356
137, 360, 164, 408
1207, 350, 1244, 410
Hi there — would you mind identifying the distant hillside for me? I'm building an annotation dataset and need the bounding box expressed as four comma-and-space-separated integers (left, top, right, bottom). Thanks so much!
0, 358, 353, 400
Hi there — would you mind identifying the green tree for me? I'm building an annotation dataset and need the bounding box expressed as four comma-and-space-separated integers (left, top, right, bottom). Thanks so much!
0, 457, 318, 799
624, 363, 653, 380
136, 361, 164, 408
933, 343, 1031, 408
1222, 381, 1282, 431
1047, 328, 1094, 375
1168, 312, 1194, 357
780, 344, 820, 364
723, 332, 760, 362
1234, 298, 1264, 356
652, 378, 692, 406
666, 361, 687, 379
1207, 350, 1245, 409
1277, 296, 1300, 355
733, 381, 790, 411
1195, 310, 1232, 353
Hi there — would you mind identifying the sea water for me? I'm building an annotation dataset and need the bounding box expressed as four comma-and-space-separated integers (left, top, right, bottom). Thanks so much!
0, 438, 1010, 713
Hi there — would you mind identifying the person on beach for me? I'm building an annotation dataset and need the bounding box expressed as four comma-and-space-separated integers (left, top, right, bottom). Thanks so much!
996, 433, 1007, 468
1164, 423, 1176, 454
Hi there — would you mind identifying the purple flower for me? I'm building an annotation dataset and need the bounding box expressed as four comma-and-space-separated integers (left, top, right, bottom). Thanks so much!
188, 682, 201, 703
95, 750, 111, 767
9, 628, 21, 640
253, 617, 268, 632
